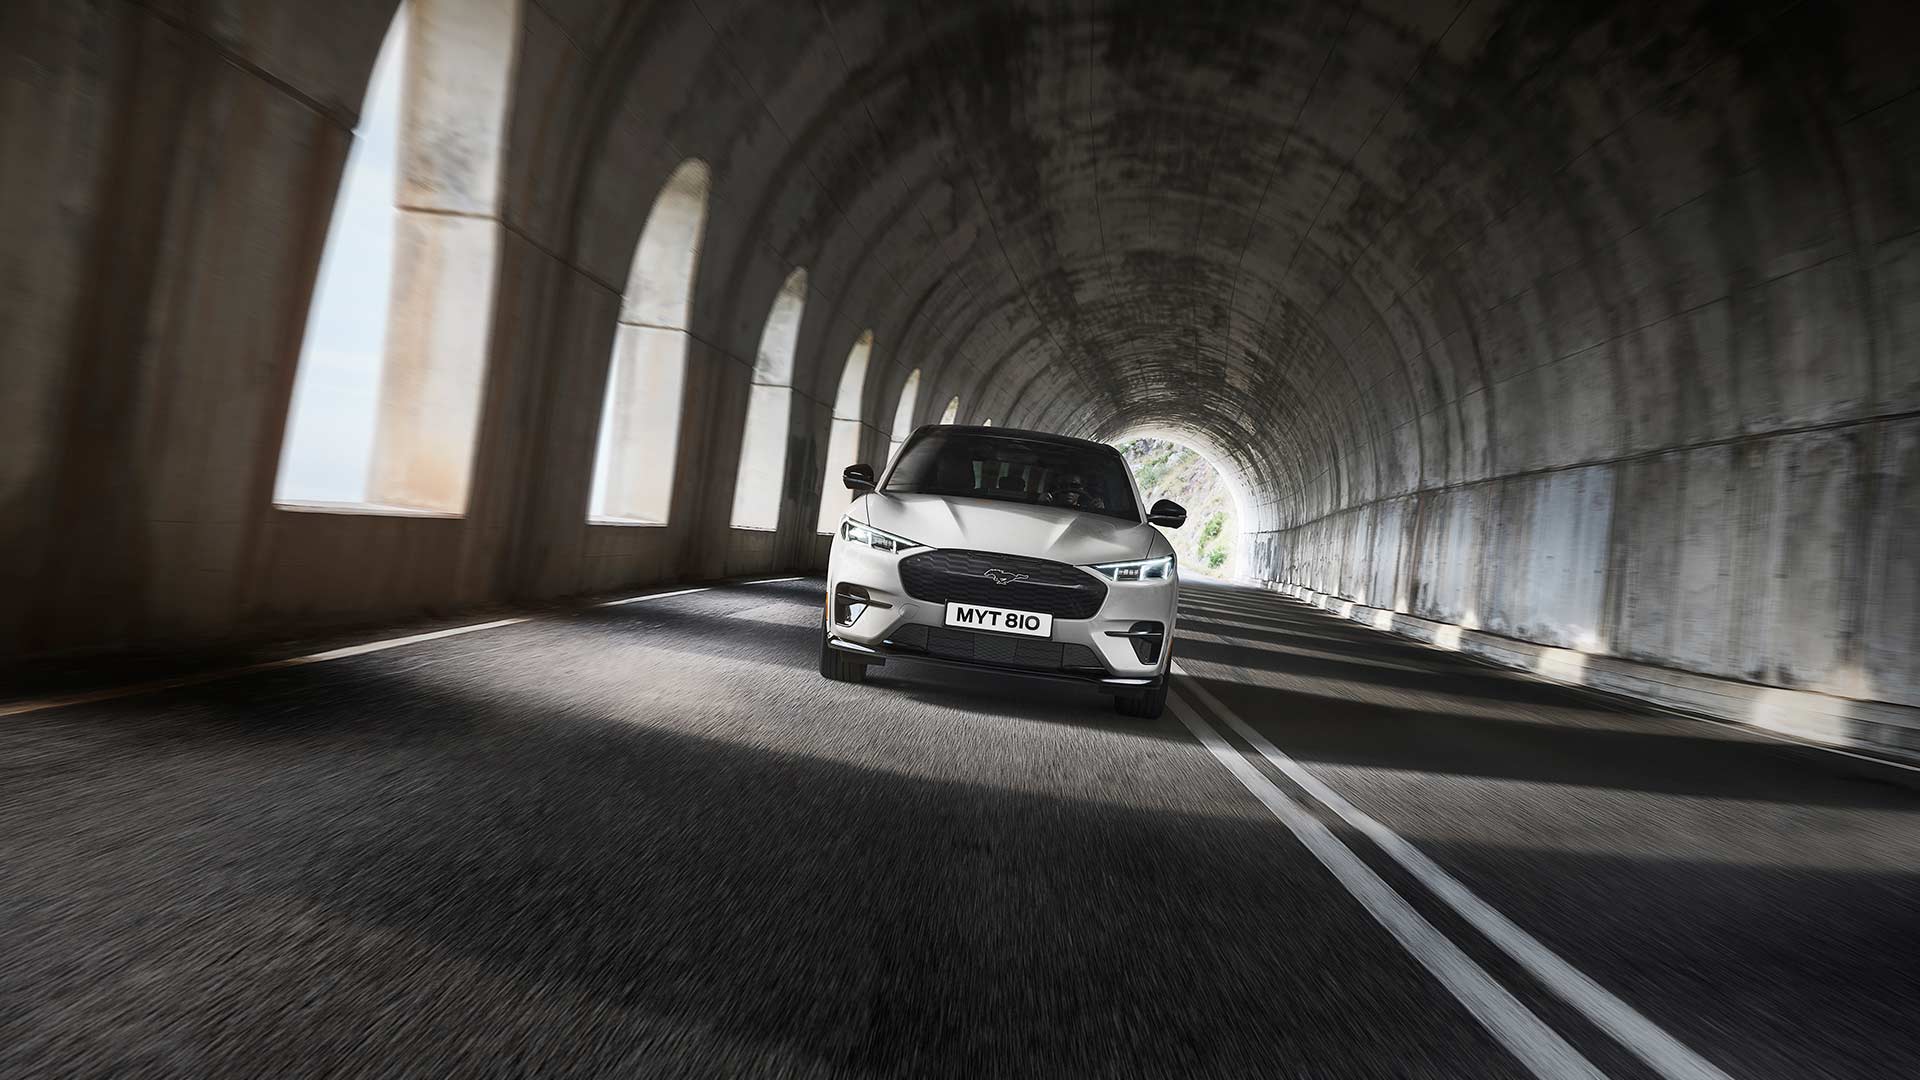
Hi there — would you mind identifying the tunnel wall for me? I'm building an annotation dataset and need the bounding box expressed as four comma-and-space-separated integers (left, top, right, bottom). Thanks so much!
3, 0, 987, 662
1235, 5, 1920, 732
1260, 420, 1920, 751
0, 1, 862, 660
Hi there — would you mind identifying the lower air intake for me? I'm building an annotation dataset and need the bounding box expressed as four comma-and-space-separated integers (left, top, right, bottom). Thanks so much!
885, 624, 1105, 674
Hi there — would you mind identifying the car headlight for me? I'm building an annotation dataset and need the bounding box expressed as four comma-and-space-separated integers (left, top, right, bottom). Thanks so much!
840, 518, 923, 554
1086, 555, 1174, 582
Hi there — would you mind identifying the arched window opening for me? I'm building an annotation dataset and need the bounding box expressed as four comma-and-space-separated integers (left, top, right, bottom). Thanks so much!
276, 0, 518, 514
982, 418, 993, 426
939, 396, 960, 424
816, 331, 874, 533
887, 368, 921, 464
275, 9, 406, 505
588, 160, 710, 524
730, 268, 808, 530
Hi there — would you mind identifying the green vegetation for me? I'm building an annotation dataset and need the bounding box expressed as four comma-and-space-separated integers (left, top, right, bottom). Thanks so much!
1198, 512, 1228, 569
1115, 438, 1237, 579
1130, 440, 1180, 492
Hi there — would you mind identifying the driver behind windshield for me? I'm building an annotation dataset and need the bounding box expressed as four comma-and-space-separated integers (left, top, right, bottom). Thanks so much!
883, 430, 1140, 522
1044, 473, 1106, 512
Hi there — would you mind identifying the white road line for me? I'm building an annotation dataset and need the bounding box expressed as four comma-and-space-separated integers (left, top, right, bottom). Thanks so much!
1, 577, 806, 718
595, 587, 710, 607
1174, 664, 1736, 1080
1169, 693, 1609, 1080
0, 616, 531, 719
295, 617, 533, 660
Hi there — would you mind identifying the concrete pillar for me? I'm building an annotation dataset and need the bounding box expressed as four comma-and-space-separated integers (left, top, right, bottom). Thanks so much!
367, 0, 520, 514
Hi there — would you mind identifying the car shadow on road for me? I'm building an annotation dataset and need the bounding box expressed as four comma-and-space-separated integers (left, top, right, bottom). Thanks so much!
868, 657, 1182, 743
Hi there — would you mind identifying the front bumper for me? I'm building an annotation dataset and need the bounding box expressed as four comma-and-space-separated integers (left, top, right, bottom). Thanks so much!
825, 537, 1178, 684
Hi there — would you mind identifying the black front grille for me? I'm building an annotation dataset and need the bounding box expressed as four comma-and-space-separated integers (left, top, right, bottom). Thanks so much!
886, 624, 1106, 673
897, 549, 1107, 619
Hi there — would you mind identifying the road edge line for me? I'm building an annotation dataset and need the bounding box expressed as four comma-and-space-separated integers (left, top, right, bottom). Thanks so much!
2, 575, 807, 718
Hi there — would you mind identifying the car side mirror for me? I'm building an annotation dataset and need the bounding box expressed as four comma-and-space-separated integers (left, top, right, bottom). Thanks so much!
1147, 499, 1186, 528
843, 464, 876, 492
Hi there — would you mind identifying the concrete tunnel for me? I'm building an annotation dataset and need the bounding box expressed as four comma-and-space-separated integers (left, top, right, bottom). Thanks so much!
8, 2, 1920, 741
10, 3, 1920, 1076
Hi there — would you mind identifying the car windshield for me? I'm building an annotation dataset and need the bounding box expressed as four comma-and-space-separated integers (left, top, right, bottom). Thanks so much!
883, 430, 1140, 522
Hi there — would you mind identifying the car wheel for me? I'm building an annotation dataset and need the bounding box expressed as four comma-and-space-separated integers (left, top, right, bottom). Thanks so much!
819, 622, 867, 684
1114, 676, 1168, 719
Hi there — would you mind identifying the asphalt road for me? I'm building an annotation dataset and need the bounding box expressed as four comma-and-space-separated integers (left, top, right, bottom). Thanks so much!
3, 577, 1917, 1079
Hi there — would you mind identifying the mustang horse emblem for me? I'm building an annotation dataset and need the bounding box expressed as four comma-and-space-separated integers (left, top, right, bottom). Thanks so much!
983, 568, 1029, 586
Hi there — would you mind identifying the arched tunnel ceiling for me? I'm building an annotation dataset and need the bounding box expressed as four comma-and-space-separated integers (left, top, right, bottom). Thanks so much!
543, 0, 1916, 531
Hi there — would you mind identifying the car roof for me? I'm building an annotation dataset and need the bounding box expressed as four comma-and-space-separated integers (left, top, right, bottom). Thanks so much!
908, 424, 1120, 455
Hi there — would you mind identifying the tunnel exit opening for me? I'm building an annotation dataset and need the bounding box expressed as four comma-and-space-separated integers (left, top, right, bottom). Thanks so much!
1111, 430, 1252, 583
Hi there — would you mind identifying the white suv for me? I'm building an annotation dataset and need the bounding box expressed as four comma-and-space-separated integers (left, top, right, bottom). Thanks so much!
821, 425, 1185, 718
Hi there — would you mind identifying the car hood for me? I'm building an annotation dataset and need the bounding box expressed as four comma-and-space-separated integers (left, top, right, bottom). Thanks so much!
858, 493, 1165, 565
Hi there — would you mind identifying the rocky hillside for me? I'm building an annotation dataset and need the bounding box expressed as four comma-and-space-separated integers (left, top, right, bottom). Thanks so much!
1115, 438, 1237, 579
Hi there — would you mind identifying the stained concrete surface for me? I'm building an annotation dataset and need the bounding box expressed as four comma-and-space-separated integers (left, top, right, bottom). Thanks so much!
4, 578, 1917, 1078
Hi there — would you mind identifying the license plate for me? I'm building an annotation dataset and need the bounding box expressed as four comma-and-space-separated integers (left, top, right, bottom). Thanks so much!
944, 601, 1053, 638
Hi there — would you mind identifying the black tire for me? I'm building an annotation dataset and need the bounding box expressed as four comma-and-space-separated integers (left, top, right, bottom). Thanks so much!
1114, 676, 1168, 719
819, 624, 867, 683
